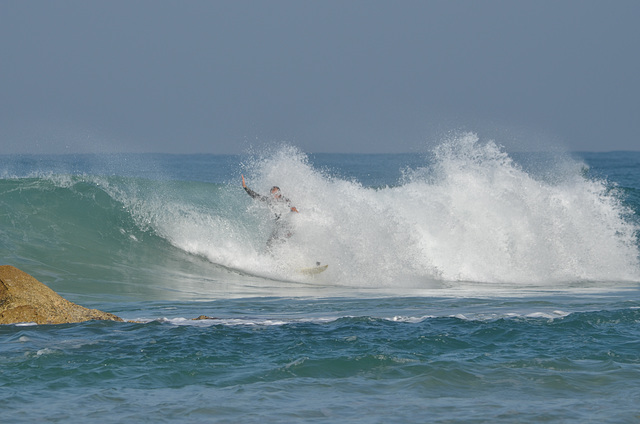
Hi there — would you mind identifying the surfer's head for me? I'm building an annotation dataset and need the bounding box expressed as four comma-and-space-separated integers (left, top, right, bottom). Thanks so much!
270, 186, 282, 199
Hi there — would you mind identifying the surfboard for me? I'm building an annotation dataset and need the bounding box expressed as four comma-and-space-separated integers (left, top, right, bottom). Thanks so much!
299, 264, 328, 275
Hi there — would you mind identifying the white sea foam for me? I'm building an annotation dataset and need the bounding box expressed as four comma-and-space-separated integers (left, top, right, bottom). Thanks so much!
229, 135, 638, 285
130, 310, 576, 327
110, 134, 640, 289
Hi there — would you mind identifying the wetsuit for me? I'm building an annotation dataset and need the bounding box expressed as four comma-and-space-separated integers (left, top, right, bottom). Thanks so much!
243, 185, 297, 247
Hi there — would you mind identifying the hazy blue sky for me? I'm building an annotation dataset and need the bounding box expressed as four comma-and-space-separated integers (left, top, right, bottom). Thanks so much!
2, 0, 639, 154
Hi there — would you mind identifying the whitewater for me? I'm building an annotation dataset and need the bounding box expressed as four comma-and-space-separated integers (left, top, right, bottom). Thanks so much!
132, 136, 638, 286
1, 134, 640, 423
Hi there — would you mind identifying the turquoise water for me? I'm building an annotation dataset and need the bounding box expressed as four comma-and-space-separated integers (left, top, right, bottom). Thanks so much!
1, 136, 640, 423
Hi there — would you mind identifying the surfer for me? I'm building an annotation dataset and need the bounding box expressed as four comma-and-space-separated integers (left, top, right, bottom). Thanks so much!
242, 175, 299, 248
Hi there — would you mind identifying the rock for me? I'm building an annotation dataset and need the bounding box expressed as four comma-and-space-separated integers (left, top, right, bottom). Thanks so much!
192, 315, 218, 320
0, 265, 123, 325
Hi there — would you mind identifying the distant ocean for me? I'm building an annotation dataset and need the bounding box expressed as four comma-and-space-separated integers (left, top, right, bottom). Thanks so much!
2, 134, 639, 423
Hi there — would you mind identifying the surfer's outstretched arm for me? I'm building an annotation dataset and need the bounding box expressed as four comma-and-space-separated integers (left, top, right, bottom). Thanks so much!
241, 175, 266, 201
242, 175, 298, 212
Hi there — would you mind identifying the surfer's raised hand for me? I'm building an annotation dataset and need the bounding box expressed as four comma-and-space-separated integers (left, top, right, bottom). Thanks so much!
241, 174, 247, 188
291, 206, 299, 213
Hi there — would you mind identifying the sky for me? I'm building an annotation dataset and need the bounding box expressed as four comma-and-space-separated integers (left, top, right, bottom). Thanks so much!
1, 0, 639, 154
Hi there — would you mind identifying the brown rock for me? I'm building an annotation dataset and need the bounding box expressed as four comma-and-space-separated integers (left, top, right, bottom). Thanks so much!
192, 315, 217, 320
0, 265, 123, 325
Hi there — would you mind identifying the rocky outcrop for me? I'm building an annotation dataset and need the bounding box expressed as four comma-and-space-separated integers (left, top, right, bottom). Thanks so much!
0, 265, 123, 325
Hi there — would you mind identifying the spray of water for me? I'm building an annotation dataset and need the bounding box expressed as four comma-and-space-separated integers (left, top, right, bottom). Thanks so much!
114, 134, 640, 286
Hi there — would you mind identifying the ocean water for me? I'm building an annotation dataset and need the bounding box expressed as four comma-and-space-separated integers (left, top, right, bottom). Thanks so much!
1, 134, 640, 423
